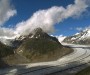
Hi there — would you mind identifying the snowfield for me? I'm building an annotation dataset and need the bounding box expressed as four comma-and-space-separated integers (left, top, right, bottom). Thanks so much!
0, 43, 90, 75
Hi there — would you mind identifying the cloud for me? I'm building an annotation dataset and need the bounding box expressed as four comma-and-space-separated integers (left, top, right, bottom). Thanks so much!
15, 7, 65, 35
76, 25, 90, 31
15, 0, 90, 35
0, 27, 15, 37
0, 0, 17, 25
0, 0, 17, 44
76, 27, 83, 31
0, 27, 18, 45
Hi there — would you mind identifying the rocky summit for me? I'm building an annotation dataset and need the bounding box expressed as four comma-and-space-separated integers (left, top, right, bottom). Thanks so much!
15, 28, 72, 62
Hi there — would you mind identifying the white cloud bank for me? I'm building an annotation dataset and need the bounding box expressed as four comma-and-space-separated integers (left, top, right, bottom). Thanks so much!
0, 0, 17, 25
15, 0, 90, 35
0, 0, 17, 37
76, 27, 83, 31
0, 0, 17, 44
0, 27, 16, 37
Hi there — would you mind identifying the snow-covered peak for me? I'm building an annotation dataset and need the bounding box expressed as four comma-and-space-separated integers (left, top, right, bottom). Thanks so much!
56, 35, 66, 43
75, 27, 90, 39
63, 26, 90, 44
75, 32, 79, 35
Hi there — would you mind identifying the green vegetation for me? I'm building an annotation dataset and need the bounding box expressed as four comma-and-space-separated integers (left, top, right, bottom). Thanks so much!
17, 38, 73, 62
76, 66, 90, 75
0, 42, 14, 68
0, 42, 14, 58
23, 38, 61, 53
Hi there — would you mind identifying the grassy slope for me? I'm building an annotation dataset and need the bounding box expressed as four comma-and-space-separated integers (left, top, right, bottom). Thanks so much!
0, 38, 73, 67
17, 38, 73, 63
0, 42, 14, 58
76, 66, 90, 75
0, 42, 14, 68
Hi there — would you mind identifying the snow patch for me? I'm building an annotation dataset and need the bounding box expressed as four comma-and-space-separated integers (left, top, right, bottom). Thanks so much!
56, 35, 66, 43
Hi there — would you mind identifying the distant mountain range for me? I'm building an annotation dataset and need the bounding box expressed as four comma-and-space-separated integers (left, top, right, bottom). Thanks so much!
63, 27, 90, 45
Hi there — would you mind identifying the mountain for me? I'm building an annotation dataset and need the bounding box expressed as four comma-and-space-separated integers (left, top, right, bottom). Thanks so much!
56, 35, 66, 43
0, 28, 73, 67
0, 41, 14, 68
63, 27, 90, 44
15, 28, 72, 62
12, 28, 61, 48
0, 42, 13, 58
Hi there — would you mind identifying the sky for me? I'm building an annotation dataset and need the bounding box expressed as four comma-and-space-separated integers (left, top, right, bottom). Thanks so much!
0, 0, 90, 40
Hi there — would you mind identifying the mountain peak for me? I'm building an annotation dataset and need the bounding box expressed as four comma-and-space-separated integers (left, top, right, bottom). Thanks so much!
33, 28, 43, 34
30, 28, 44, 38
63, 27, 90, 44
12, 28, 61, 48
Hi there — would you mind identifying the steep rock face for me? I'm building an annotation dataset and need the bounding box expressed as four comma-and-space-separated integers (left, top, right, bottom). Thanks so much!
63, 28, 90, 44
15, 28, 72, 62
